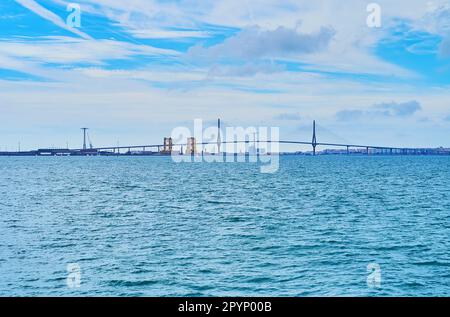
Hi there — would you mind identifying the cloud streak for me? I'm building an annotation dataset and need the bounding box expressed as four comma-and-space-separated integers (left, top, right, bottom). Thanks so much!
207, 62, 285, 77
336, 101, 422, 121
273, 112, 302, 121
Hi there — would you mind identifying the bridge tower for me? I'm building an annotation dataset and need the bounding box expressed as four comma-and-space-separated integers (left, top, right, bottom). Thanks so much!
312, 120, 317, 156
217, 118, 221, 154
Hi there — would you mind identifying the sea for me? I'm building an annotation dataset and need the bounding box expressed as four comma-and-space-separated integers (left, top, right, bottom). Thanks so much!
0, 156, 449, 296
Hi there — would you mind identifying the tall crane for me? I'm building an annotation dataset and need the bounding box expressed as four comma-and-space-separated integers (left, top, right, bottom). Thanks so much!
81, 128, 88, 150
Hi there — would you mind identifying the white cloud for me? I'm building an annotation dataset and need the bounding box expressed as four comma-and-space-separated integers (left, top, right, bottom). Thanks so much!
421, 2, 450, 34
187, 25, 335, 60
418, 2, 450, 57
336, 100, 422, 121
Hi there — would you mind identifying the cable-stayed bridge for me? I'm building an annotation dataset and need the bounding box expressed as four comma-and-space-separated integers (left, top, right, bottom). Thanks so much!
1, 120, 448, 156
72, 120, 445, 156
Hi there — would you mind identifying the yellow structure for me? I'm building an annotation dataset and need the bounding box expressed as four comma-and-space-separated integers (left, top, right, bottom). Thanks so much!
162, 137, 173, 154
185, 137, 197, 155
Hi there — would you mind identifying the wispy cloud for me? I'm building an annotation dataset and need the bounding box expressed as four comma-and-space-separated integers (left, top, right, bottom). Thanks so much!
0, 36, 178, 64
0, 36, 179, 79
336, 101, 422, 121
207, 62, 285, 77
373, 101, 422, 117
274, 112, 302, 121
336, 110, 365, 121
130, 29, 210, 39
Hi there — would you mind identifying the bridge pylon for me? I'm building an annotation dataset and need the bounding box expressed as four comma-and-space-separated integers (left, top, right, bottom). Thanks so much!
312, 120, 317, 156
217, 118, 221, 154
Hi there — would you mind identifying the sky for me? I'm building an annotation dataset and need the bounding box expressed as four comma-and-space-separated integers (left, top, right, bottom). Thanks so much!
0, 0, 449, 151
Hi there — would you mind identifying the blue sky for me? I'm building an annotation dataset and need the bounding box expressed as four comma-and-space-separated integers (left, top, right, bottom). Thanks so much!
0, 0, 450, 150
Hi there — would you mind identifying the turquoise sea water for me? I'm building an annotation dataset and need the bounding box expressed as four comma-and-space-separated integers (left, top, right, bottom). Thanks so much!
0, 156, 449, 296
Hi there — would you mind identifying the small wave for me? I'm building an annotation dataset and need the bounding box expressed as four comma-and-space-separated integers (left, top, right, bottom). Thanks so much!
227, 216, 246, 223
413, 260, 450, 267
245, 276, 273, 284
106, 279, 159, 287
206, 200, 234, 205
